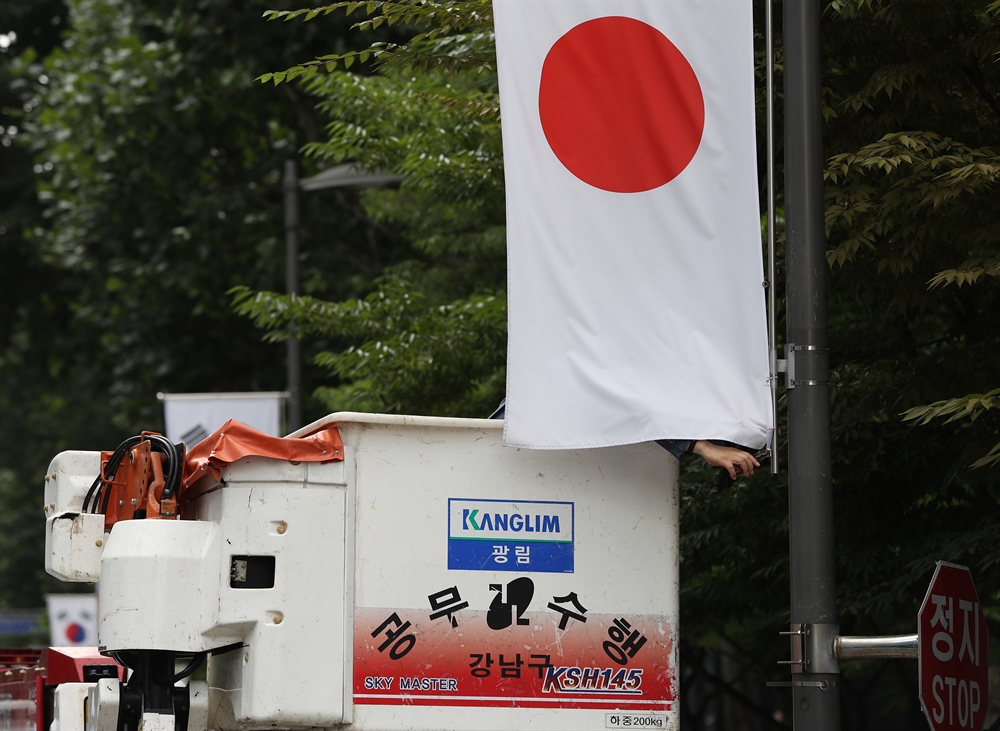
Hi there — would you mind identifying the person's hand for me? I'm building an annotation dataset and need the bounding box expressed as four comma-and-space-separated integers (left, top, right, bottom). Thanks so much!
691, 441, 760, 480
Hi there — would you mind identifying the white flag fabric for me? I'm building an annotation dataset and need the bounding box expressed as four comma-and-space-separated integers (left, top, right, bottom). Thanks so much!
46, 593, 98, 646
496, 0, 772, 450
161, 392, 286, 446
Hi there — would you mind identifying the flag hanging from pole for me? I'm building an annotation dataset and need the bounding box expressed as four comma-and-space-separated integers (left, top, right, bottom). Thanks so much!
496, 0, 772, 450
46, 594, 99, 647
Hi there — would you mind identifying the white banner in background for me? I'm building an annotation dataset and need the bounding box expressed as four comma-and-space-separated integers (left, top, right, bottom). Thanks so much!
160, 392, 287, 446
496, 0, 772, 449
46, 594, 98, 647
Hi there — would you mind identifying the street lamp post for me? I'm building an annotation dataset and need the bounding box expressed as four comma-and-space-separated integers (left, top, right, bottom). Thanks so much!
783, 0, 841, 727
284, 161, 303, 432
283, 161, 403, 432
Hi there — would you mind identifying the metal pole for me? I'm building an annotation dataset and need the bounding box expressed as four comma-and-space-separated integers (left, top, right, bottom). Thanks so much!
783, 0, 840, 727
284, 159, 303, 432
836, 634, 918, 661
765, 0, 779, 475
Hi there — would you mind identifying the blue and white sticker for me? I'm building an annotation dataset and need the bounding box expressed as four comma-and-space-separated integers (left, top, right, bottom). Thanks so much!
447, 498, 574, 573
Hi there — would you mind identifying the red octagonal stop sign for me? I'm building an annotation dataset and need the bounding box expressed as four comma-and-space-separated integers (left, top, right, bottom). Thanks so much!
919, 562, 989, 730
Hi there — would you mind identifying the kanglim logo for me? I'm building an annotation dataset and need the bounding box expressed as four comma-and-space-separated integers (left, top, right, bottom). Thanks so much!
462, 509, 561, 534
448, 498, 575, 573
449, 499, 573, 543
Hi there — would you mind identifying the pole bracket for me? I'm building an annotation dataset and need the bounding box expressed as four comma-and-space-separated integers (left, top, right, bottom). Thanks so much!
765, 679, 837, 690
778, 623, 840, 674
779, 625, 919, 676
784, 344, 830, 389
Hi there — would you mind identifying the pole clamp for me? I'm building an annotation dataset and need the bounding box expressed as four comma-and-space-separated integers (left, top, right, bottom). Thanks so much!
785, 344, 830, 389
778, 623, 840, 674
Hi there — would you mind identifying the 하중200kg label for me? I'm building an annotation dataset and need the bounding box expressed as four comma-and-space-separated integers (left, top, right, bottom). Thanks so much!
605, 713, 667, 729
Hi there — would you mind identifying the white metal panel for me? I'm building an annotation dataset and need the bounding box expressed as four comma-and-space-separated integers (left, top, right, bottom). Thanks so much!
84, 680, 119, 731
44, 451, 104, 582
45, 451, 102, 514
99, 520, 220, 653
51, 683, 93, 731
45, 514, 105, 583
196, 462, 349, 729
334, 416, 680, 731
188, 681, 210, 731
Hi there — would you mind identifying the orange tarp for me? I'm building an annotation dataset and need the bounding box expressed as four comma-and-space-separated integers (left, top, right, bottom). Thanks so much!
181, 419, 344, 489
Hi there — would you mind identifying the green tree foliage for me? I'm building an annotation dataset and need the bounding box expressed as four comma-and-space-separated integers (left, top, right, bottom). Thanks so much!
904, 388, 1000, 468
1, 0, 96, 609
818, 0, 998, 623
234, 0, 507, 417
820, 0, 999, 469
27, 0, 405, 413
0, 0, 409, 609
242, 0, 998, 720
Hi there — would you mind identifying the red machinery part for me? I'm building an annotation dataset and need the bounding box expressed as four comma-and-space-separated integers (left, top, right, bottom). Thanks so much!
1, 649, 44, 731
42, 646, 124, 686
0, 647, 124, 731
100, 434, 179, 530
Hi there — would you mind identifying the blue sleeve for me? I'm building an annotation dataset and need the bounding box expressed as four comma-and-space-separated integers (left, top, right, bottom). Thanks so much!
656, 439, 693, 461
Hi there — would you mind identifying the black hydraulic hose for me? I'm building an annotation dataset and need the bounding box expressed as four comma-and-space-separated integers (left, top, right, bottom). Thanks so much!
171, 440, 184, 498
161, 652, 207, 684
108, 651, 134, 670
166, 440, 181, 499
146, 434, 181, 501
98, 466, 117, 514
81, 475, 103, 514
83, 435, 142, 513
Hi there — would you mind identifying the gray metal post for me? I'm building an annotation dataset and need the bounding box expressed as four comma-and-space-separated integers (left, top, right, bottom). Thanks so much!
765, 0, 779, 475
284, 159, 303, 432
280, 163, 403, 433
783, 0, 840, 727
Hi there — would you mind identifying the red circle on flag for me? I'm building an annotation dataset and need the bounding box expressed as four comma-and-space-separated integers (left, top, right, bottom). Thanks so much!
538, 16, 705, 193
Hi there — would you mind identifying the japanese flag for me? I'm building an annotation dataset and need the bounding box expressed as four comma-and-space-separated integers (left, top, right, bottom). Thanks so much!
496, 0, 772, 449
